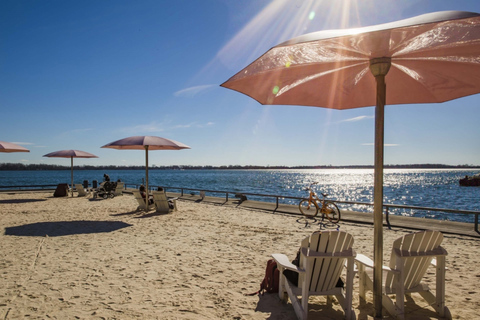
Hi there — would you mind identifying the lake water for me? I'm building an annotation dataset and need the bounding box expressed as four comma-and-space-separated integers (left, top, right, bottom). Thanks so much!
1, 168, 479, 223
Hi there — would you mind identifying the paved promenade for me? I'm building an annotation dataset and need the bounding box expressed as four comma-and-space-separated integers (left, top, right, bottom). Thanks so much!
159, 190, 480, 239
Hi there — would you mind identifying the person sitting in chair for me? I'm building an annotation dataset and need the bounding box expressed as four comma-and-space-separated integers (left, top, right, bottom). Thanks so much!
139, 184, 153, 205
157, 186, 174, 209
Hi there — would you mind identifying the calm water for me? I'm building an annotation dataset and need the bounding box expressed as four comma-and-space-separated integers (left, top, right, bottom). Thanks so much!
1, 169, 479, 223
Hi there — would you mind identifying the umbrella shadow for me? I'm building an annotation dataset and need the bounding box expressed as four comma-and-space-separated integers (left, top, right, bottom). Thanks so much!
4, 220, 132, 237
0, 199, 47, 204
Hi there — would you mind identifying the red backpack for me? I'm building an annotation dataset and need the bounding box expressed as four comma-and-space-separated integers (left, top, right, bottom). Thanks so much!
246, 259, 279, 296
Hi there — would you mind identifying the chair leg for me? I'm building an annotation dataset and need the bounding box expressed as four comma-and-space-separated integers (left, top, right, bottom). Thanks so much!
357, 264, 366, 300
435, 256, 446, 317
277, 265, 288, 302
395, 256, 405, 319
345, 257, 354, 320
326, 295, 333, 306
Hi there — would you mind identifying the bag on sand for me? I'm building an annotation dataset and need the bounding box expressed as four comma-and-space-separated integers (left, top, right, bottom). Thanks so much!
245, 259, 279, 296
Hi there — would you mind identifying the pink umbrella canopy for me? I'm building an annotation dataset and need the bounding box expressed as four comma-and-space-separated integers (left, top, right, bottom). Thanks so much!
221, 11, 480, 109
222, 11, 480, 318
0, 141, 30, 153
43, 150, 99, 197
43, 150, 99, 158
101, 136, 190, 151
101, 136, 191, 208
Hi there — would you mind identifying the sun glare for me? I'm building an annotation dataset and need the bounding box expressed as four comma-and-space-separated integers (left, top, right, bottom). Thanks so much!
216, 0, 364, 70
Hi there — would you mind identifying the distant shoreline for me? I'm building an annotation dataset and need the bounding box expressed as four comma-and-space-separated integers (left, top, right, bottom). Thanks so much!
1, 163, 479, 171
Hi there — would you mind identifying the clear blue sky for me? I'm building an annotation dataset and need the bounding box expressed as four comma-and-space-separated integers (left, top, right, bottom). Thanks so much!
1, 0, 479, 167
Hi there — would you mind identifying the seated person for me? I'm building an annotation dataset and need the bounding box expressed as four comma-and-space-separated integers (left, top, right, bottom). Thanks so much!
283, 247, 343, 288
157, 186, 174, 209
139, 185, 153, 205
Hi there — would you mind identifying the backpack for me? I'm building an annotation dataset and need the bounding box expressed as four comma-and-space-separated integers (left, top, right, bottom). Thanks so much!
245, 259, 279, 296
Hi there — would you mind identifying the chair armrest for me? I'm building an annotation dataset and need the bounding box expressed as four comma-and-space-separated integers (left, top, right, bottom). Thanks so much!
272, 254, 305, 273
431, 257, 449, 270
355, 253, 399, 274
355, 253, 374, 268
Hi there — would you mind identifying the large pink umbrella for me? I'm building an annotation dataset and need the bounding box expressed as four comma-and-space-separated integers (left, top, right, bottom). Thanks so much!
0, 141, 30, 153
43, 150, 99, 197
222, 11, 480, 317
101, 136, 190, 207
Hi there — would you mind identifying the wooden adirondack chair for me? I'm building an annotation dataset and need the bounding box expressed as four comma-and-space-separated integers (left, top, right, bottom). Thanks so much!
355, 230, 450, 319
132, 190, 154, 211
152, 190, 177, 214
75, 184, 90, 197
113, 182, 124, 196
272, 231, 356, 320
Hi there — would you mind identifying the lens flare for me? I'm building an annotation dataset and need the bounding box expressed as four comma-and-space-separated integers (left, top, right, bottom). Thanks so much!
309, 11, 315, 20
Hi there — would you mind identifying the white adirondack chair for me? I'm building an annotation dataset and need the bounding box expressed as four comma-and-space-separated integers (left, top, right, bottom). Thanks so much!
152, 190, 177, 214
113, 182, 124, 196
132, 190, 154, 211
272, 231, 356, 320
75, 184, 90, 197
355, 230, 450, 320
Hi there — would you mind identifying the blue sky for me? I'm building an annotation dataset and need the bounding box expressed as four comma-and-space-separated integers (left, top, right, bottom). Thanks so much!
1, 0, 479, 167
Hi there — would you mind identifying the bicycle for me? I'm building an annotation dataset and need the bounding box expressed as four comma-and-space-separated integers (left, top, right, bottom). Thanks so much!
298, 182, 341, 223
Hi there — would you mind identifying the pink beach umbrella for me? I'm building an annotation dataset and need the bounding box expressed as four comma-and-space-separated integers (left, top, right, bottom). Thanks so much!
101, 136, 190, 207
0, 141, 30, 153
43, 150, 99, 197
221, 11, 480, 317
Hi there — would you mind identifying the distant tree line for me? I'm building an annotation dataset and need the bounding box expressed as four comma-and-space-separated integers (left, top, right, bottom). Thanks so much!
1, 163, 479, 171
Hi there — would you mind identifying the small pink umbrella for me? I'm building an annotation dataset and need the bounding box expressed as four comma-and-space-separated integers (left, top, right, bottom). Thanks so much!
43, 150, 99, 197
101, 136, 190, 207
0, 141, 30, 153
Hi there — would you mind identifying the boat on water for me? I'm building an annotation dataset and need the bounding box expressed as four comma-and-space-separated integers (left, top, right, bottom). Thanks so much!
459, 174, 480, 186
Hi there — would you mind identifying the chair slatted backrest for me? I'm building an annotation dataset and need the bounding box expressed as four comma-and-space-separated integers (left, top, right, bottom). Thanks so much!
132, 190, 147, 209
386, 230, 443, 290
152, 191, 170, 213
114, 182, 124, 196
75, 184, 87, 196
299, 231, 354, 292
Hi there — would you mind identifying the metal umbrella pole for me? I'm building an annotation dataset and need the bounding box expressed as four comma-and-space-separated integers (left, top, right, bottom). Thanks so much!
370, 57, 391, 317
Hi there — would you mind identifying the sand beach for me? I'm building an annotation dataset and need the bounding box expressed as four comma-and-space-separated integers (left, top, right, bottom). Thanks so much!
1, 191, 479, 319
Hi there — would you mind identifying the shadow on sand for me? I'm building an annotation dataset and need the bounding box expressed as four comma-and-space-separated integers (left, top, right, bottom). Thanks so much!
0, 199, 47, 204
4, 220, 132, 237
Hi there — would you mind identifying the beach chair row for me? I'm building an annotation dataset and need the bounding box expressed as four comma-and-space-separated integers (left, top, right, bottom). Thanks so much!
270, 230, 450, 320
74, 182, 124, 198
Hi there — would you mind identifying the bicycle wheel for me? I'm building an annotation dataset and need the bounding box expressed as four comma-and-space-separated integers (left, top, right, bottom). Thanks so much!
299, 199, 318, 217
323, 201, 341, 223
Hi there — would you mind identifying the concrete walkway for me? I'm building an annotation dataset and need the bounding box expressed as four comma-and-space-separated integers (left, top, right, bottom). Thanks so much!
157, 191, 479, 239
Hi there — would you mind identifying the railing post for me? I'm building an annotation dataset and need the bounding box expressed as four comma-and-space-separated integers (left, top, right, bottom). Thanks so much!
385, 206, 391, 230
226, 193, 229, 202
475, 213, 479, 233
275, 196, 279, 211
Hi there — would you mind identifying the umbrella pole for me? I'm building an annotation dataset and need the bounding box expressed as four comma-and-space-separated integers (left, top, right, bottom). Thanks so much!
370, 57, 391, 319
145, 146, 149, 210
71, 157, 74, 198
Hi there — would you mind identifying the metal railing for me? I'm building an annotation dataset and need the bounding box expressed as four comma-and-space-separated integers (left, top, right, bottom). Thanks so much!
2, 183, 479, 233
0, 184, 58, 190
136, 184, 479, 233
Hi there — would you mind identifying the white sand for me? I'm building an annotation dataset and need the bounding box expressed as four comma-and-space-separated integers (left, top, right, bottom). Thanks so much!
0, 191, 479, 319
